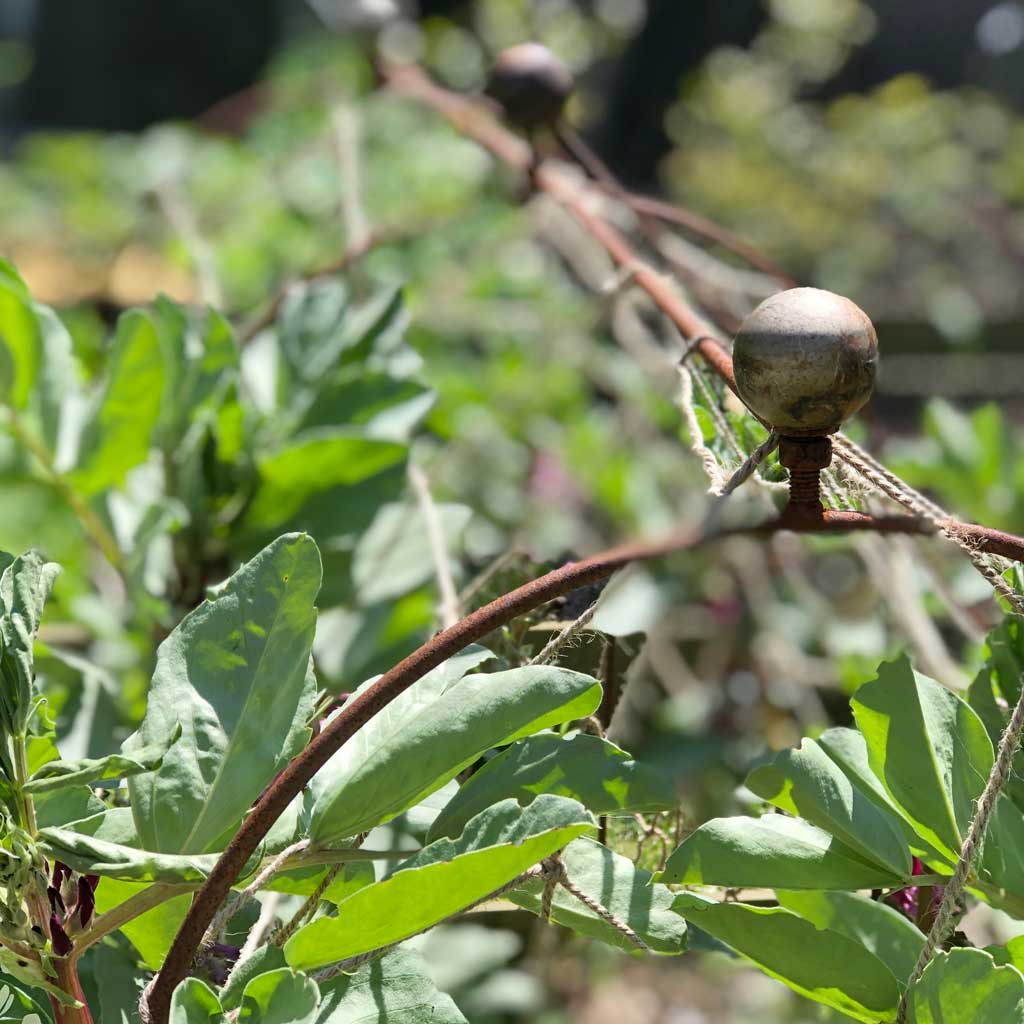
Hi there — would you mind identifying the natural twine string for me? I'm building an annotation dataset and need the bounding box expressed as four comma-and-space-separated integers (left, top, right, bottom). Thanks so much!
895, 686, 1024, 1021
529, 602, 600, 666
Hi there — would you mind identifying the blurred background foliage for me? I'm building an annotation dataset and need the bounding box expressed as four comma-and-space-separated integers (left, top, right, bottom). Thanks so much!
1, 1, 1024, 1021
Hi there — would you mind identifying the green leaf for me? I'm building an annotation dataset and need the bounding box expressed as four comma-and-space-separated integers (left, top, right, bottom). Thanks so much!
125, 534, 321, 854
905, 948, 1024, 1023
316, 945, 467, 1023
352, 501, 472, 605
93, 877, 192, 970
509, 837, 686, 953
428, 732, 677, 841
297, 375, 434, 442
661, 814, 905, 889
308, 657, 601, 845
25, 722, 182, 793
989, 934, 1024, 972
777, 890, 925, 981
170, 978, 225, 1023
673, 893, 901, 1023
267, 859, 376, 902
969, 617, 1024, 812
221, 946, 288, 1013
0, 265, 40, 408
851, 656, 993, 863
0, 550, 60, 735
238, 968, 319, 1024
37, 826, 221, 882
72, 309, 166, 496
287, 796, 595, 970
243, 432, 407, 535
0, 979, 51, 1022
746, 733, 912, 876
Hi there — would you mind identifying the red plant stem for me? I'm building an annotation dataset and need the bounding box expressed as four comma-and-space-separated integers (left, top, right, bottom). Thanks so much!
50, 957, 93, 1024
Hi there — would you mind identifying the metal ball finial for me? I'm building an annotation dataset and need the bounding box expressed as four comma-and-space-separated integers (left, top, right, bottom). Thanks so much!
485, 43, 574, 133
732, 287, 878, 437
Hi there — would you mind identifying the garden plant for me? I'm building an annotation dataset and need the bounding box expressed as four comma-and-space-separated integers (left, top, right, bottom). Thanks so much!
2, 29, 1024, 1024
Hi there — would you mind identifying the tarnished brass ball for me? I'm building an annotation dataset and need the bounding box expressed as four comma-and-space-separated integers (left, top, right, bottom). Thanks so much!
485, 43, 574, 132
732, 287, 878, 436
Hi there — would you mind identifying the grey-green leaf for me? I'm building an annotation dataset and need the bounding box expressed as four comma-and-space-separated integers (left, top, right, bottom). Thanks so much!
316, 945, 467, 1023
673, 893, 901, 1023
661, 814, 905, 890
851, 656, 993, 863
777, 890, 925, 981
238, 968, 319, 1024
905, 948, 1024, 1023
429, 733, 676, 842
0, 550, 60, 734
38, 827, 221, 882
287, 796, 595, 970
746, 734, 912, 877
509, 837, 686, 953
308, 659, 600, 845
170, 978, 224, 1023
72, 308, 166, 496
25, 722, 182, 793
125, 534, 321, 854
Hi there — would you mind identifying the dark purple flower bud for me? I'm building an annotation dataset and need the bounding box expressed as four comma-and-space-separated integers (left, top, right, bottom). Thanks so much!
49, 914, 73, 957
47, 885, 65, 916
209, 943, 240, 962
85, 875, 100, 892
76, 876, 96, 927
51, 862, 69, 889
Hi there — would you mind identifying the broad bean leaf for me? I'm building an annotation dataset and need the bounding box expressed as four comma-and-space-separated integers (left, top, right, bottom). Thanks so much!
429, 733, 676, 841
220, 947, 287, 1013
38, 827, 222, 882
851, 656, 993, 863
0, 979, 50, 1022
72, 308, 166, 496
170, 978, 225, 1024
661, 814, 905, 890
904, 949, 1024, 1023
267, 859, 376, 902
238, 968, 319, 1024
297, 375, 434, 442
509, 837, 687, 953
25, 722, 182, 793
777, 891, 925, 982
351, 501, 472, 605
308, 658, 600, 845
673, 893, 901, 1023
969, 616, 1024, 812
94, 878, 192, 969
287, 796, 595, 970
0, 260, 39, 408
746, 734, 912, 877
316, 946, 467, 1023
125, 533, 320, 854
243, 432, 406, 535
0, 551, 60, 736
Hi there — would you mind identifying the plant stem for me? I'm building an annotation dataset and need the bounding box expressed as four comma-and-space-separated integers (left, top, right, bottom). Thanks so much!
4, 410, 123, 571
12, 731, 37, 835
49, 956, 94, 1024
